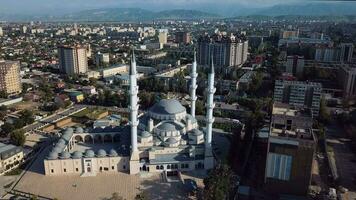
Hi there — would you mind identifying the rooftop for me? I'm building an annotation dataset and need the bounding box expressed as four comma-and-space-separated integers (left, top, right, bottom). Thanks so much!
272, 102, 312, 118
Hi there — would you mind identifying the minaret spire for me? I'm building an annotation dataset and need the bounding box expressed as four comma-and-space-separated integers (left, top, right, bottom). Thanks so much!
204, 55, 215, 169
129, 50, 139, 153
190, 51, 198, 118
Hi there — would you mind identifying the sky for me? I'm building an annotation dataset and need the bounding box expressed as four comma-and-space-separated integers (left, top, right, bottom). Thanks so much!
0, 0, 303, 14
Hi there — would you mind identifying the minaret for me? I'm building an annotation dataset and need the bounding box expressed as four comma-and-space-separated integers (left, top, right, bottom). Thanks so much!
204, 56, 215, 169
190, 51, 198, 118
129, 51, 140, 174
129, 51, 139, 154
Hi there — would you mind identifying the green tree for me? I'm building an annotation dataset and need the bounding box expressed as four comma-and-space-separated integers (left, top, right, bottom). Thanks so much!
135, 191, 149, 200
1, 123, 15, 136
203, 164, 232, 200
10, 129, 26, 146
109, 192, 124, 200
195, 99, 205, 115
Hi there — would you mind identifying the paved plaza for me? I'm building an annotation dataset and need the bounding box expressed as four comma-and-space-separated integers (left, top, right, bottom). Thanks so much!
12, 146, 189, 200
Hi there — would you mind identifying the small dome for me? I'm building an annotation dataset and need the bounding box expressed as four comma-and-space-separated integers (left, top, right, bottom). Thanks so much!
141, 131, 152, 138
72, 151, 83, 159
85, 149, 95, 158
47, 151, 58, 160
55, 142, 65, 149
75, 127, 84, 133
97, 149, 107, 157
57, 139, 66, 146
157, 122, 181, 132
52, 145, 63, 153
64, 127, 74, 134
165, 137, 178, 144
60, 151, 71, 159
109, 149, 118, 157
62, 132, 73, 141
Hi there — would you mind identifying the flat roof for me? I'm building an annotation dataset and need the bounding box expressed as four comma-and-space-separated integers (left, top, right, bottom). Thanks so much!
272, 102, 312, 118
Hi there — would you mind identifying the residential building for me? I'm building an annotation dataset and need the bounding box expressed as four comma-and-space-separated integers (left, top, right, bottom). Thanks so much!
0, 60, 22, 95
274, 80, 322, 117
314, 47, 340, 62
265, 103, 316, 196
286, 56, 304, 76
338, 65, 356, 98
0, 27, 3, 36
158, 32, 168, 47
58, 46, 88, 76
175, 31, 191, 44
280, 30, 299, 39
95, 52, 110, 66
340, 43, 354, 63
197, 33, 248, 70
0, 143, 24, 175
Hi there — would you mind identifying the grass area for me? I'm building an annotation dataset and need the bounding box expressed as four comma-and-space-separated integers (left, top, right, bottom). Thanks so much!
72, 107, 107, 120
4, 167, 23, 176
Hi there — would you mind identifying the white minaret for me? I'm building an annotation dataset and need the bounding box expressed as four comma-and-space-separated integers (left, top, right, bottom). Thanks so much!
204, 56, 215, 169
190, 51, 198, 118
129, 51, 139, 153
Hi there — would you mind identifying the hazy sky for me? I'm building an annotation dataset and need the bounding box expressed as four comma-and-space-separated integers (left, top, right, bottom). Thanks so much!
0, 0, 304, 13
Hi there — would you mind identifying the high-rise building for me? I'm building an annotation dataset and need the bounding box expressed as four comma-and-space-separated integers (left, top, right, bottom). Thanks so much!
58, 46, 88, 76
95, 52, 110, 66
0, 27, 3, 37
340, 43, 354, 63
158, 32, 168, 46
286, 55, 304, 76
265, 102, 316, 196
274, 80, 322, 117
197, 33, 248, 70
0, 60, 22, 95
175, 31, 191, 44
338, 65, 356, 98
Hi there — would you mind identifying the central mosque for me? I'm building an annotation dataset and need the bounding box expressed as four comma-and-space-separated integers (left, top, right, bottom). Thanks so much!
44, 52, 216, 176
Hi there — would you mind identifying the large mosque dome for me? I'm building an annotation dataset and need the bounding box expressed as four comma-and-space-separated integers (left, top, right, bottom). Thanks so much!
148, 99, 186, 120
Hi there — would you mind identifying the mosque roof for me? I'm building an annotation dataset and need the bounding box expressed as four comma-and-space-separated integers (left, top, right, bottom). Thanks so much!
149, 99, 186, 116
156, 121, 183, 132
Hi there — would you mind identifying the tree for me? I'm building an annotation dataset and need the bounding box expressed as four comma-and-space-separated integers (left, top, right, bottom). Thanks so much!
195, 100, 205, 115
203, 164, 232, 200
135, 191, 149, 200
109, 192, 124, 200
21, 109, 34, 125
1, 123, 15, 136
10, 129, 26, 146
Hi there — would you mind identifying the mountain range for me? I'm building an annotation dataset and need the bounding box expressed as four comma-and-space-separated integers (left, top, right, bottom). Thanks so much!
1, 2, 356, 22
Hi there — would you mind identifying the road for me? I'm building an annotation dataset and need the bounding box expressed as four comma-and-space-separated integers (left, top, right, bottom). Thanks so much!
326, 122, 356, 198
23, 105, 87, 133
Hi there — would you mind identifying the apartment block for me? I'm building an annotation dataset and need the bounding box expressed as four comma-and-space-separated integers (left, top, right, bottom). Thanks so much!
0, 60, 22, 95
274, 80, 322, 117
58, 45, 88, 76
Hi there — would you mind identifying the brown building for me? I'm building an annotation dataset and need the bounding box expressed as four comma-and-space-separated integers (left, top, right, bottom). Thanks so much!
264, 103, 316, 196
0, 60, 22, 95
175, 31, 191, 44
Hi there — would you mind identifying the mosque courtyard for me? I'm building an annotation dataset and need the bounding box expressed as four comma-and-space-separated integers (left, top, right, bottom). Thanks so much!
12, 146, 193, 200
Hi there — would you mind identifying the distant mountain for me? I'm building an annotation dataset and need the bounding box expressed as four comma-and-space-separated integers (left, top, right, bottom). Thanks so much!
58, 8, 219, 22
256, 2, 356, 16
